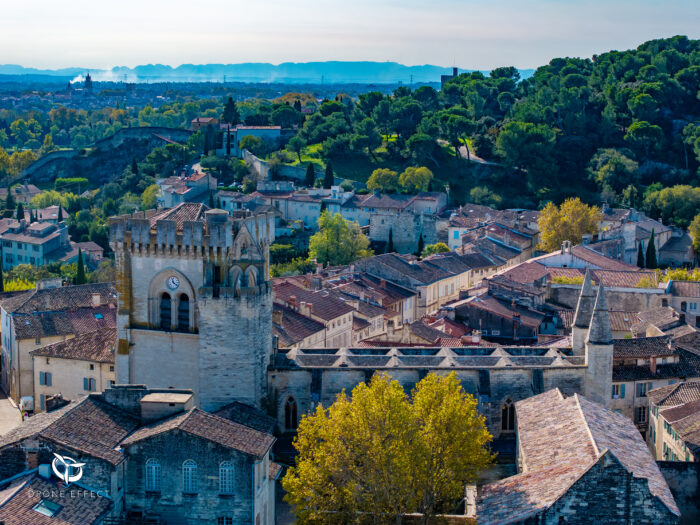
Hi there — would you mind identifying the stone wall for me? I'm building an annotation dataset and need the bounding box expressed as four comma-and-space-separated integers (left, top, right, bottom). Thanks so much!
549, 284, 666, 312
369, 211, 438, 254
543, 453, 679, 524
269, 365, 589, 439
123, 430, 269, 524
658, 461, 700, 525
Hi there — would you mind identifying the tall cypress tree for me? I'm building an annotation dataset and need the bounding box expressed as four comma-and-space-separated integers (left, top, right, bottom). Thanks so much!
305, 163, 316, 188
131, 157, 139, 175
323, 161, 334, 189
16, 202, 24, 221
387, 228, 394, 253
416, 233, 424, 257
5, 189, 15, 213
75, 249, 87, 285
0, 250, 4, 292
57, 205, 64, 222
645, 229, 657, 269
636, 243, 645, 268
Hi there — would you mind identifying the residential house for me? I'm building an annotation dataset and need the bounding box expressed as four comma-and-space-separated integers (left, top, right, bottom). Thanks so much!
158, 171, 218, 208
0, 220, 72, 270
354, 253, 471, 317
667, 281, 700, 328
274, 281, 355, 347
647, 381, 700, 462
219, 125, 281, 157
0, 282, 117, 404
477, 388, 680, 524
191, 116, 219, 131
610, 336, 700, 435
0, 184, 42, 204
31, 328, 117, 412
272, 302, 326, 350
0, 385, 280, 524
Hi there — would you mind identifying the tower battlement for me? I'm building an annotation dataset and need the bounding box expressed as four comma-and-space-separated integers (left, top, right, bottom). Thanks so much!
109, 205, 275, 260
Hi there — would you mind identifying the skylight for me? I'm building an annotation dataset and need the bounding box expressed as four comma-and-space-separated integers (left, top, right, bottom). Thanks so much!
34, 499, 62, 517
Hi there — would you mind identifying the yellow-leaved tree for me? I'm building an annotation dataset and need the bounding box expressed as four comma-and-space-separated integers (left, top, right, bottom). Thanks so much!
282, 372, 493, 523
537, 197, 602, 252
308, 210, 373, 266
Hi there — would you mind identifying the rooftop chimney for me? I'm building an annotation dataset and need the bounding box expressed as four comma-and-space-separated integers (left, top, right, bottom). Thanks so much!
92, 292, 101, 307
272, 308, 283, 325
650, 356, 657, 375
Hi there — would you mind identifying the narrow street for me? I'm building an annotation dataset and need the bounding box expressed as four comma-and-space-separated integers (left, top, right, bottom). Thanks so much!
0, 389, 21, 436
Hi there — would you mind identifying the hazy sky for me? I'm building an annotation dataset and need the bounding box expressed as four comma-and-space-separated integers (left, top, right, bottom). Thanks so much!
2, 0, 699, 69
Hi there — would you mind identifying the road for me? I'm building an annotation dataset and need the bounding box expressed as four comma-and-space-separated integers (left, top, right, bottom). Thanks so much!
0, 389, 21, 436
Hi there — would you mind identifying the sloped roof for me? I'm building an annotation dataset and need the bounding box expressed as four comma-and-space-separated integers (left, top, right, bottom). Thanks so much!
613, 336, 673, 359
31, 328, 116, 364
669, 281, 700, 298
0, 396, 139, 466
272, 302, 325, 346
274, 282, 354, 321
0, 283, 117, 315
0, 475, 112, 525
121, 408, 275, 458
648, 381, 700, 407
148, 202, 208, 230
477, 389, 678, 523
13, 305, 116, 340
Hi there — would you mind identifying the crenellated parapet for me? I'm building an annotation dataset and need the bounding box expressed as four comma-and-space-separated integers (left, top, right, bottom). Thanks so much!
109, 206, 274, 263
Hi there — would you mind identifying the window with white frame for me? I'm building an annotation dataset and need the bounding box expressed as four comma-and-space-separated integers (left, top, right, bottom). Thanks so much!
145, 459, 161, 492
183, 460, 197, 493
219, 461, 235, 495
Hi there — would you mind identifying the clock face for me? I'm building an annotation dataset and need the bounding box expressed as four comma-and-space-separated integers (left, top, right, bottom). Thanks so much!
167, 276, 180, 290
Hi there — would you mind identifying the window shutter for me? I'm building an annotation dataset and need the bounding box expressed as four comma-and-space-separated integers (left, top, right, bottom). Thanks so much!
46, 373, 52, 386
39, 371, 45, 386
40, 394, 45, 410
620, 384, 625, 398
83, 377, 88, 391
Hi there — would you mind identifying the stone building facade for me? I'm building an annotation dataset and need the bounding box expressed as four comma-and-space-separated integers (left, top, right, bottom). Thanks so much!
109, 203, 276, 411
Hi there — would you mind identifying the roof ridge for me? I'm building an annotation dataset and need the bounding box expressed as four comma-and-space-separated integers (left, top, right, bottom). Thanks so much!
573, 394, 600, 457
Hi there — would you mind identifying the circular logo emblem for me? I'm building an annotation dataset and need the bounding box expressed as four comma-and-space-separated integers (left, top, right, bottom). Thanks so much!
52, 453, 85, 485
167, 276, 180, 290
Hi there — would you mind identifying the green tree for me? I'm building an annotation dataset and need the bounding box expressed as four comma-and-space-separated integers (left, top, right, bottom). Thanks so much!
15, 202, 24, 221
416, 233, 425, 257
222, 97, 240, 125
624, 121, 663, 159
308, 210, 372, 266
690, 214, 700, 255
646, 230, 657, 269
367, 168, 399, 193
399, 166, 433, 193
422, 242, 450, 257
282, 372, 493, 523
323, 161, 334, 189
5, 187, 15, 213
141, 184, 160, 210
288, 135, 306, 163
304, 163, 316, 188
387, 228, 394, 253
75, 249, 87, 285
469, 186, 503, 208
0, 251, 4, 292
239, 135, 263, 155
537, 198, 602, 252
637, 243, 645, 268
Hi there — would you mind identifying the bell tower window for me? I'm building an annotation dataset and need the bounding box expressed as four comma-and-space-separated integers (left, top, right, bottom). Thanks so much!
178, 294, 190, 331
160, 293, 172, 330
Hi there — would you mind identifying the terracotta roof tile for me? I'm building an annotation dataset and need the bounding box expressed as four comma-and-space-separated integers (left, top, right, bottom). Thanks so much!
121, 408, 274, 458
31, 328, 116, 364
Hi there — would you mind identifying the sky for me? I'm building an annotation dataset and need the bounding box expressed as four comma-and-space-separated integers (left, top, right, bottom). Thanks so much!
2, 0, 699, 70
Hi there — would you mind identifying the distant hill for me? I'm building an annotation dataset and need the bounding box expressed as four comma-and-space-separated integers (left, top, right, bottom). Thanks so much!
0, 62, 535, 84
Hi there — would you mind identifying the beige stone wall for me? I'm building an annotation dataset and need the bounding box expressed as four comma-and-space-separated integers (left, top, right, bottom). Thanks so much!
33, 357, 114, 412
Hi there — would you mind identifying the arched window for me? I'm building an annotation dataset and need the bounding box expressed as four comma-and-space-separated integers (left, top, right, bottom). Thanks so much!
285, 397, 298, 431
183, 460, 198, 494
145, 459, 161, 492
246, 267, 257, 288
219, 461, 235, 495
178, 294, 189, 331
501, 399, 515, 433
159, 293, 171, 330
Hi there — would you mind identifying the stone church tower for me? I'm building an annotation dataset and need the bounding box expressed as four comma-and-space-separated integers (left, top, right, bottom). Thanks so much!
109, 203, 275, 411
